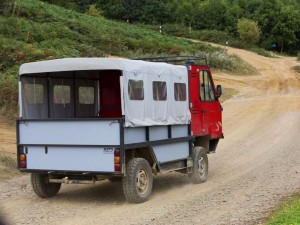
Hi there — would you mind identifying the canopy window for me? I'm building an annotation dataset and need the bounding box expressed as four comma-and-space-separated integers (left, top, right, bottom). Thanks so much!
22, 77, 48, 119
21, 71, 102, 119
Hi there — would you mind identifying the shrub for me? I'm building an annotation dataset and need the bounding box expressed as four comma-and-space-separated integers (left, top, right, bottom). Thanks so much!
86, 4, 101, 17
250, 47, 276, 58
237, 18, 261, 46
208, 51, 256, 74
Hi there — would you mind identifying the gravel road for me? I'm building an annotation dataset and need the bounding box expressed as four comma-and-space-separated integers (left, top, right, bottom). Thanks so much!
0, 46, 299, 225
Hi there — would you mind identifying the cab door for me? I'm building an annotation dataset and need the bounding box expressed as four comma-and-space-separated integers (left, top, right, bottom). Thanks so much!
189, 65, 222, 138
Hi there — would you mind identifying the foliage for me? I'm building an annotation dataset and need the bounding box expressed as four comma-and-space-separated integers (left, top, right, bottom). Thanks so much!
266, 193, 300, 225
86, 4, 101, 17
237, 18, 261, 46
255, 0, 300, 53
208, 51, 256, 74
1, 0, 249, 120
39, 0, 300, 54
93, 0, 300, 54
249, 47, 276, 58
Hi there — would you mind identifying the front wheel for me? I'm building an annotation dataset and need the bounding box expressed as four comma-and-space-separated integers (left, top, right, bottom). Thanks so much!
31, 173, 61, 198
190, 146, 208, 184
122, 158, 153, 203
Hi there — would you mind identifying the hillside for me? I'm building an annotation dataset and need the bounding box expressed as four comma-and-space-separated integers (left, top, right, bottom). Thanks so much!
0, 0, 254, 119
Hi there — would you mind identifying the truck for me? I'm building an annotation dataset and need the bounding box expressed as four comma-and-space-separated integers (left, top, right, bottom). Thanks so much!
17, 56, 223, 203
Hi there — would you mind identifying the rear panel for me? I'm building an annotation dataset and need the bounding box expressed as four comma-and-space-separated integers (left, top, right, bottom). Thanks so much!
18, 119, 120, 173
26, 146, 114, 172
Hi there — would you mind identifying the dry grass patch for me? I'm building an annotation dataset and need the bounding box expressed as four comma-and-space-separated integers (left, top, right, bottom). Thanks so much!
0, 153, 20, 181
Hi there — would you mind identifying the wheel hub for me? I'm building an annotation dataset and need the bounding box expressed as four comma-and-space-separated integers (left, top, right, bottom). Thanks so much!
136, 169, 148, 194
198, 157, 206, 175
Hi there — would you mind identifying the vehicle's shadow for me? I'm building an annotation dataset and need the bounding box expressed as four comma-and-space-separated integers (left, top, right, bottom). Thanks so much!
51, 172, 191, 204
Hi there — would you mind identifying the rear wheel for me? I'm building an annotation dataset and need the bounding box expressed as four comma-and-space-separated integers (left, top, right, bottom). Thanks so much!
31, 173, 61, 198
122, 158, 153, 203
190, 146, 208, 184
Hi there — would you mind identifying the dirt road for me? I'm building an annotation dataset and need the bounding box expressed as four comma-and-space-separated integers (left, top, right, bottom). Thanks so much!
0, 46, 299, 225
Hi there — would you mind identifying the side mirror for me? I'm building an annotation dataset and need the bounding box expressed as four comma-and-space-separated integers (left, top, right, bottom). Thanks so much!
216, 85, 222, 98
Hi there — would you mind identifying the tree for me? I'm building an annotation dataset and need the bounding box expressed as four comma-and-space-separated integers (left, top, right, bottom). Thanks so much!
271, 6, 300, 52
225, 3, 243, 34
194, 0, 228, 30
172, 0, 199, 27
140, 0, 173, 24
237, 18, 261, 45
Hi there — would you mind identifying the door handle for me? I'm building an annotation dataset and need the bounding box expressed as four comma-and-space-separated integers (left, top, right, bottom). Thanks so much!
201, 110, 207, 113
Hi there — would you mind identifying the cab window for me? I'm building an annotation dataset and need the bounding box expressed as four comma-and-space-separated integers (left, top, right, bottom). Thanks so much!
199, 70, 215, 102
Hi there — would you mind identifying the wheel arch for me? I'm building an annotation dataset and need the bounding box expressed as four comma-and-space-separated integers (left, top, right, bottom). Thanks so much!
124, 146, 159, 174
194, 135, 220, 153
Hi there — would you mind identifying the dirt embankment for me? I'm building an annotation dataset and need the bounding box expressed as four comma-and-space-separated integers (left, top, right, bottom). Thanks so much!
0, 46, 299, 225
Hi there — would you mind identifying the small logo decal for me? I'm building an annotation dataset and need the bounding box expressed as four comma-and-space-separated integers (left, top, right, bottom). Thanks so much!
104, 148, 114, 154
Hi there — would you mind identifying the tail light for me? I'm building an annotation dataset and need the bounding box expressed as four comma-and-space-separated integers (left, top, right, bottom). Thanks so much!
114, 148, 121, 171
19, 153, 26, 168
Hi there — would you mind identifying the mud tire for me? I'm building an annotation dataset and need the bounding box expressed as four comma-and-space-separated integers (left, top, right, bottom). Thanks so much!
190, 146, 208, 184
122, 158, 153, 203
31, 173, 61, 198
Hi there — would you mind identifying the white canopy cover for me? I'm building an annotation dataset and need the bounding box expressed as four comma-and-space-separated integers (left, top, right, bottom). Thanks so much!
19, 58, 191, 127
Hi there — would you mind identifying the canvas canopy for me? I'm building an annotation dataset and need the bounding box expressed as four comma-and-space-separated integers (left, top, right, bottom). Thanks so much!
19, 58, 191, 127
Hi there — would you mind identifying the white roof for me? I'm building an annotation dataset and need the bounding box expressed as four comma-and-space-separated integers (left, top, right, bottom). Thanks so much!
19, 58, 187, 77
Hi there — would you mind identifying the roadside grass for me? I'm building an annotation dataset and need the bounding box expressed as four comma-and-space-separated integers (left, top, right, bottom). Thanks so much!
208, 52, 257, 75
297, 52, 300, 61
249, 47, 277, 58
293, 65, 300, 73
220, 88, 239, 103
0, 153, 19, 181
265, 193, 300, 225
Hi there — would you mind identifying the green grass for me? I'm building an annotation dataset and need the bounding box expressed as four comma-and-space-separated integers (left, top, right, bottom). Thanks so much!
250, 47, 277, 58
266, 193, 300, 225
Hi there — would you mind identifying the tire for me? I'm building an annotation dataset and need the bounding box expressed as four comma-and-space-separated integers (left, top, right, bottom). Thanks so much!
31, 173, 61, 198
190, 146, 208, 184
122, 158, 153, 203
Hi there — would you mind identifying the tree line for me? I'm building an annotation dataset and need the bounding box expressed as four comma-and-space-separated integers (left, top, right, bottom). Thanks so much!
42, 0, 300, 54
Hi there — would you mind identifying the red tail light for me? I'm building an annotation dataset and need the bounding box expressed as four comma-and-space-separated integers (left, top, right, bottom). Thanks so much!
19, 153, 26, 168
114, 164, 121, 171
114, 148, 121, 171
19, 161, 26, 168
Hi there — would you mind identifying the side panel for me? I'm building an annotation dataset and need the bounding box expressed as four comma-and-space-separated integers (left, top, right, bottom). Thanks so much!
124, 125, 189, 144
171, 125, 188, 138
26, 146, 114, 172
19, 120, 120, 145
149, 126, 168, 141
124, 127, 146, 144
152, 142, 189, 163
